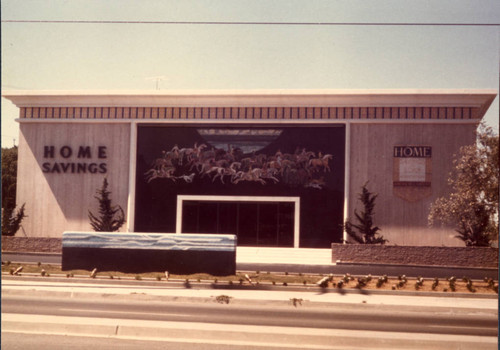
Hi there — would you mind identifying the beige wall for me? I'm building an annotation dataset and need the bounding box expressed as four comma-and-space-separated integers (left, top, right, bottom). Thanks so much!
348, 123, 478, 246
15, 120, 479, 245
17, 123, 130, 237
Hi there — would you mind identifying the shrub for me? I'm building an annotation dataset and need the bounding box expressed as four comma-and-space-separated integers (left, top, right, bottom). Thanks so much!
414, 277, 424, 290
343, 183, 387, 244
432, 278, 439, 290
356, 277, 368, 289
448, 277, 456, 292
466, 280, 476, 293
88, 178, 125, 232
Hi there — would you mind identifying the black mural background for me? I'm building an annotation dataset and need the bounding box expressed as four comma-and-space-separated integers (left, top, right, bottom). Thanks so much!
135, 125, 345, 248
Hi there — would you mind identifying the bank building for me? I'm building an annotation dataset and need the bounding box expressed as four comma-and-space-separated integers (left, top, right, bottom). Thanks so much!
3, 89, 496, 263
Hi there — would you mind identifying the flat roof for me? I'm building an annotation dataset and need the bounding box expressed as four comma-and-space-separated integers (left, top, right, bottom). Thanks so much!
3, 89, 497, 119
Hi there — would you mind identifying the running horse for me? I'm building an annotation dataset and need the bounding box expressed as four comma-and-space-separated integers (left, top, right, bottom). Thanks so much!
308, 153, 333, 172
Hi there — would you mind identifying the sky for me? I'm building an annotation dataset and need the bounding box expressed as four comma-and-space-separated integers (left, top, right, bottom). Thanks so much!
2, 0, 499, 147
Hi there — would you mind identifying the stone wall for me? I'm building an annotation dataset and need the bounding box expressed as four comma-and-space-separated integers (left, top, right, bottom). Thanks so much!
2, 237, 62, 253
332, 244, 499, 268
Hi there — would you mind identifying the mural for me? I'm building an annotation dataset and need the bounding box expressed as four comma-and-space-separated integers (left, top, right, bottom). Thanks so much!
135, 126, 345, 248
145, 128, 333, 189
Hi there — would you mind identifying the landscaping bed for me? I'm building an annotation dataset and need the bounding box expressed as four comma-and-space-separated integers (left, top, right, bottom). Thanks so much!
2, 262, 498, 295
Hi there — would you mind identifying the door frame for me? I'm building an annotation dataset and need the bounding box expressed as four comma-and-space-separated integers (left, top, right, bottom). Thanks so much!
176, 195, 301, 248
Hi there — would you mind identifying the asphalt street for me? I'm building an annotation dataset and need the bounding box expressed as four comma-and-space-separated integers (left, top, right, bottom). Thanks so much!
2, 276, 498, 350
3, 294, 497, 336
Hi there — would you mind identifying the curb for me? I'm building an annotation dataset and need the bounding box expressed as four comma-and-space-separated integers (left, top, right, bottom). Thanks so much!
2, 251, 62, 256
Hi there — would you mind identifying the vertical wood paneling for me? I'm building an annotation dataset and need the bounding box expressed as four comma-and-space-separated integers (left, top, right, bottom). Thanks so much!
296, 107, 303, 119
17, 105, 483, 120
276, 107, 283, 119
17, 123, 131, 237
349, 123, 477, 246
470, 108, 478, 119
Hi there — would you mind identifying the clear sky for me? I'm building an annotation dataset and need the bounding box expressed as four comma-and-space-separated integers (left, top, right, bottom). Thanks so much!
2, 0, 499, 147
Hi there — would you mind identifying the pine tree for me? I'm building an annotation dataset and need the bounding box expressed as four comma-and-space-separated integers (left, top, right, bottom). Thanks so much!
88, 178, 125, 232
344, 183, 387, 244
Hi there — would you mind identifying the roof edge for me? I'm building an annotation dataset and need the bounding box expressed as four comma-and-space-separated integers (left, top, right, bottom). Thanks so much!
3, 89, 497, 120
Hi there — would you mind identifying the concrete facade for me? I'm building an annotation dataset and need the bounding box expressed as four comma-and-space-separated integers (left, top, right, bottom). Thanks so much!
3, 89, 497, 248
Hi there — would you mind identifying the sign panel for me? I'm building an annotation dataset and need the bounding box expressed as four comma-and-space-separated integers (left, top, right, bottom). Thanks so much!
393, 146, 432, 202
41, 145, 108, 174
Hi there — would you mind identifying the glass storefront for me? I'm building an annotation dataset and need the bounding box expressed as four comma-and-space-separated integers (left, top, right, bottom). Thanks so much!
181, 200, 295, 247
135, 125, 345, 248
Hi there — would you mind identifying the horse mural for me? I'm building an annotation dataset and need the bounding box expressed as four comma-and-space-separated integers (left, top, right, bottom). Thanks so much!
146, 142, 332, 189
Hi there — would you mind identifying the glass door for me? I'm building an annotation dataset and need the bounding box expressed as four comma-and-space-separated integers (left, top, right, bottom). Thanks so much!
181, 200, 294, 247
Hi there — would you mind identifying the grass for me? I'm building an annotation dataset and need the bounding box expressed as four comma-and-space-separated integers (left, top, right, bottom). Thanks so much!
1, 262, 497, 294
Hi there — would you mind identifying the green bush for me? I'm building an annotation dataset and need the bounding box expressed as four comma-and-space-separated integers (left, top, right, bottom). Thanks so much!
343, 183, 387, 244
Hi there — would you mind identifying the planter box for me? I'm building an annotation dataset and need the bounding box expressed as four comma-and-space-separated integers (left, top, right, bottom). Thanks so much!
1, 236, 62, 253
62, 232, 237, 276
331, 243, 499, 268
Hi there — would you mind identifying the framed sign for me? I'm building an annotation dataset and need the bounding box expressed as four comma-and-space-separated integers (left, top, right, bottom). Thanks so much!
393, 146, 432, 202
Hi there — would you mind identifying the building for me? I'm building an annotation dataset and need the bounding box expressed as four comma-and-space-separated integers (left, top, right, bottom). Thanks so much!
3, 90, 497, 257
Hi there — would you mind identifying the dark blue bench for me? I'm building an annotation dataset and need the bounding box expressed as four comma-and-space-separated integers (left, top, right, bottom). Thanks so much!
62, 232, 237, 276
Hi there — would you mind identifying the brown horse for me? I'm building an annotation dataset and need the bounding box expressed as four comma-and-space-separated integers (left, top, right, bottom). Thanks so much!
309, 154, 333, 172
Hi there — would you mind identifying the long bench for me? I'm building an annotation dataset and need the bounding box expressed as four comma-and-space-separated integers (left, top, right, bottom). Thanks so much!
62, 232, 237, 276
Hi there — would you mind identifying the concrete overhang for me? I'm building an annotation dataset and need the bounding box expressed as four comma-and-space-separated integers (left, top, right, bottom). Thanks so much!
3, 89, 497, 120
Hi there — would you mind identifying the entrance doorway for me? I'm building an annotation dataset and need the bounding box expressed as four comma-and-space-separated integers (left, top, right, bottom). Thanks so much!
176, 195, 300, 247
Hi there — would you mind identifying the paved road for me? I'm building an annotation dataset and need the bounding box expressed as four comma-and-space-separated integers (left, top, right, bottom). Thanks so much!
3, 294, 496, 336
2, 279, 498, 349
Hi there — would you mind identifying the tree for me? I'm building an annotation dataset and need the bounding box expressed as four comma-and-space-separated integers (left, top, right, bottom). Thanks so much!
2, 146, 18, 210
429, 124, 499, 247
344, 182, 387, 244
2, 146, 27, 236
88, 178, 126, 232
2, 204, 26, 236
